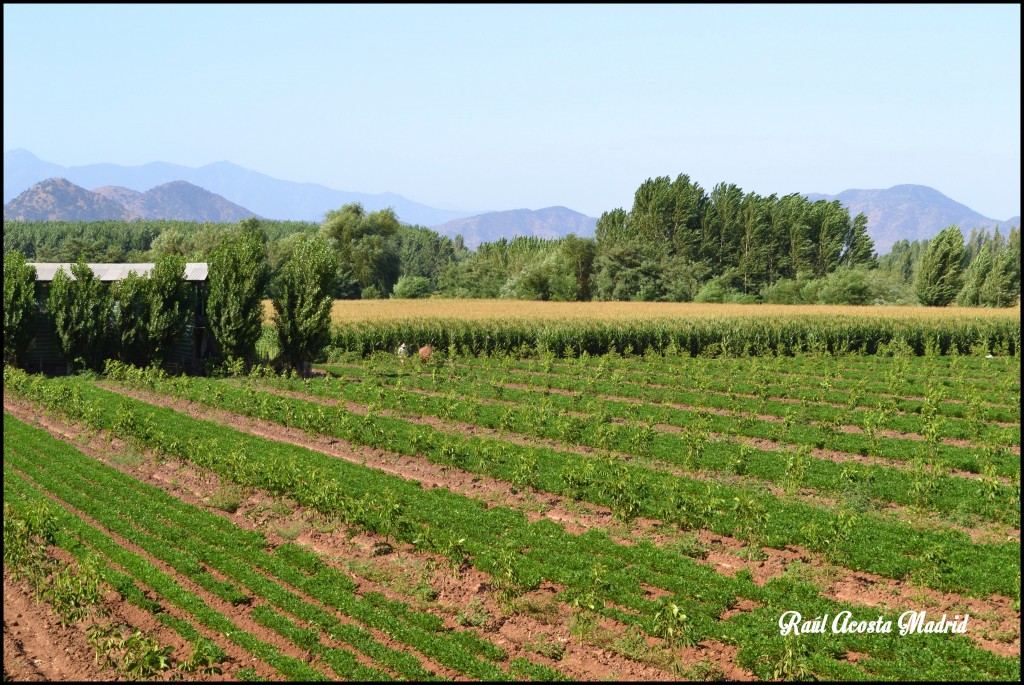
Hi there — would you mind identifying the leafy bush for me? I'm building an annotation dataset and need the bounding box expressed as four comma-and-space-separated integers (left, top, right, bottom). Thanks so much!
391, 275, 433, 299
760, 278, 805, 304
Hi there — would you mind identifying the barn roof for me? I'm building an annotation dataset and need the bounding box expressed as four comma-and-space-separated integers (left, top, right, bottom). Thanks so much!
29, 263, 208, 282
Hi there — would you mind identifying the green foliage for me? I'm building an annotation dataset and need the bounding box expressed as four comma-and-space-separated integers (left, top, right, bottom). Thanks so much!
3, 250, 37, 366
208, 483, 247, 513
180, 637, 226, 675
500, 249, 578, 301
958, 240, 1019, 307
4, 499, 58, 583
271, 234, 337, 375
916, 225, 966, 306
145, 253, 191, 365
594, 176, 875, 301
207, 220, 271, 367
393, 224, 466, 290
42, 555, 107, 626
391, 275, 433, 299
760, 277, 804, 304
652, 597, 695, 649
455, 598, 491, 628
49, 261, 110, 371
321, 203, 401, 296
769, 634, 814, 681
116, 629, 176, 679
109, 272, 150, 364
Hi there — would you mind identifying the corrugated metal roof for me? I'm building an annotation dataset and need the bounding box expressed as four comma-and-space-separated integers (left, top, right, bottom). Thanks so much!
29, 263, 208, 282
183, 263, 208, 281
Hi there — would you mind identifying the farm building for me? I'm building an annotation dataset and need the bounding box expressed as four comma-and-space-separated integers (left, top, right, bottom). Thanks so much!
25, 262, 216, 375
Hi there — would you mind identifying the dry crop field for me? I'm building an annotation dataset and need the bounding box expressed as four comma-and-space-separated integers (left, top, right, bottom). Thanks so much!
261, 298, 1023, 324
3, 315, 1021, 680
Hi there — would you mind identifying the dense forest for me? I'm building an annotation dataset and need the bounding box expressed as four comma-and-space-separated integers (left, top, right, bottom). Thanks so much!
4, 174, 1020, 307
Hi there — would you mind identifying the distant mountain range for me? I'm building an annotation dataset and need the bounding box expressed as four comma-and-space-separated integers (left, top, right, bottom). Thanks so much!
3, 149, 479, 227
3, 177, 256, 223
804, 185, 1018, 252
3, 150, 1018, 253
432, 206, 597, 249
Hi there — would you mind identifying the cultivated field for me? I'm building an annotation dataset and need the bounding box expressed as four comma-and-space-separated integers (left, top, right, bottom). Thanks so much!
260, 298, 1023, 324
3, 341, 1020, 681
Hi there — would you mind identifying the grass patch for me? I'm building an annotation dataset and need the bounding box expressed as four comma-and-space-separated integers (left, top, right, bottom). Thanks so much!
455, 598, 491, 628
510, 595, 562, 625
207, 483, 247, 514
269, 519, 304, 540
524, 633, 567, 661
107, 448, 148, 468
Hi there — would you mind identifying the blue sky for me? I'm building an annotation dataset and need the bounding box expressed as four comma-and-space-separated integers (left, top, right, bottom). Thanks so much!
4, 4, 1020, 219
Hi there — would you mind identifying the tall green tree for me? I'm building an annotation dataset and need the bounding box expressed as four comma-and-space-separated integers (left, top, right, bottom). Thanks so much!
840, 212, 876, 268
109, 271, 150, 364
977, 244, 1019, 307
737, 193, 770, 293
707, 183, 744, 269
207, 221, 271, 368
393, 224, 463, 289
4, 250, 38, 367
271, 235, 338, 376
321, 203, 401, 297
146, 253, 191, 365
807, 200, 848, 278
48, 261, 110, 372
915, 225, 965, 306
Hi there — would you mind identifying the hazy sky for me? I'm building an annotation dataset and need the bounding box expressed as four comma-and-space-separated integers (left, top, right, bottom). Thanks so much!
4, 4, 1020, 219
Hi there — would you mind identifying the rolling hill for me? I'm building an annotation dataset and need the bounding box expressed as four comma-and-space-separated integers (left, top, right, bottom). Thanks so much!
3, 178, 257, 223
804, 185, 1019, 252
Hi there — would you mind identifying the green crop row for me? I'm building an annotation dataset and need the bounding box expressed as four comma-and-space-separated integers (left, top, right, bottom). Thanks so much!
326, 316, 1021, 359
430, 352, 1021, 424
372, 354, 1020, 439
4, 417, 534, 682
4, 390, 1018, 680
25, 365, 1017, 599
529, 346, 1021, 390
325, 361, 1020, 474
3, 455, 329, 682
253, 368, 1019, 529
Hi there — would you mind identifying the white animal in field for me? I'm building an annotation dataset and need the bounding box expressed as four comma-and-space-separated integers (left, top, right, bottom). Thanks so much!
397, 343, 410, 358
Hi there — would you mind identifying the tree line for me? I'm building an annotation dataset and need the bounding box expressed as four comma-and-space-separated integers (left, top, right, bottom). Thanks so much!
3, 173, 1020, 308
4, 220, 337, 377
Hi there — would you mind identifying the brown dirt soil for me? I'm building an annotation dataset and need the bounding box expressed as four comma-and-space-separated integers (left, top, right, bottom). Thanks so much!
826, 570, 1021, 659
3, 570, 121, 682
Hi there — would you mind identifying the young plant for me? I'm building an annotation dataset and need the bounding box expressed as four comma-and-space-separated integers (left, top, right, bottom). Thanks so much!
180, 637, 226, 675
652, 597, 695, 650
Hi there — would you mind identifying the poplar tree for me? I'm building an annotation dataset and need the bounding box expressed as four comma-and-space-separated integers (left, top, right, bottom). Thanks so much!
4, 250, 38, 367
110, 271, 149, 364
271, 235, 337, 376
207, 220, 271, 369
146, 253, 191, 365
915, 225, 965, 306
49, 261, 110, 372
